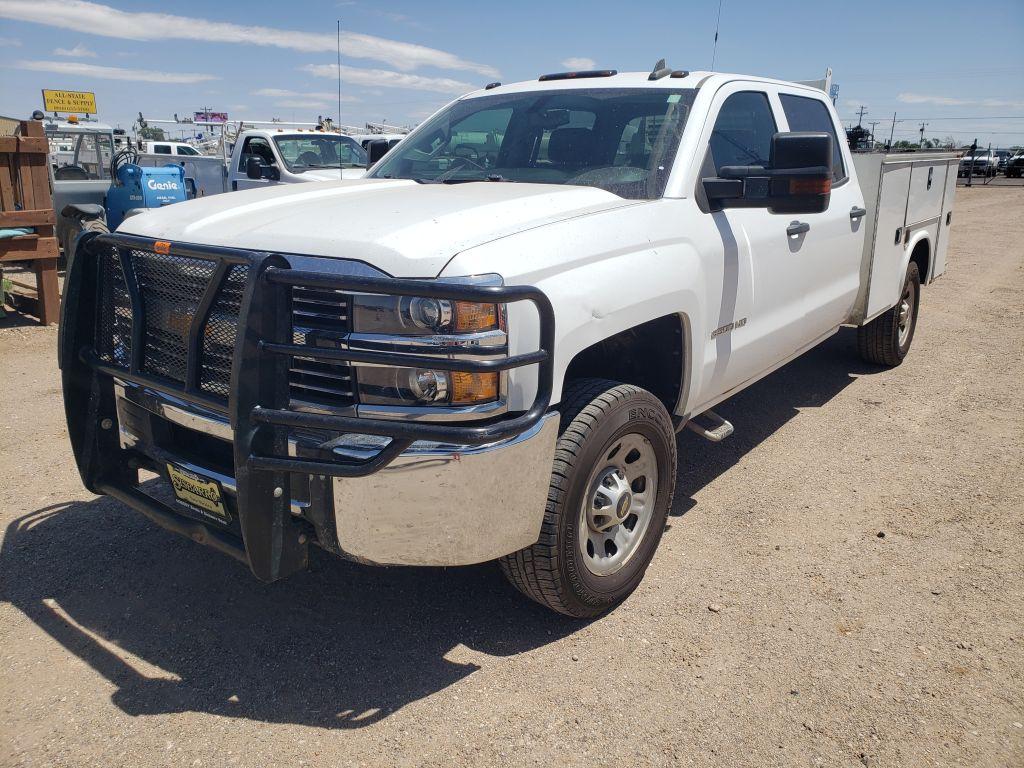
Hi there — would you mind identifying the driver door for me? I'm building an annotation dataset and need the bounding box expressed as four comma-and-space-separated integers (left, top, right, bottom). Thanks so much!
234, 136, 279, 191
690, 84, 815, 404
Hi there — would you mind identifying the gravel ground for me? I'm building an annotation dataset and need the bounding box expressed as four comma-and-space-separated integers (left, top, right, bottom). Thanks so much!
1, 187, 1022, 768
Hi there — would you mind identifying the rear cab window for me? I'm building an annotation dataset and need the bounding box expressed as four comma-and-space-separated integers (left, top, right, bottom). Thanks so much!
779, 93, 847, 184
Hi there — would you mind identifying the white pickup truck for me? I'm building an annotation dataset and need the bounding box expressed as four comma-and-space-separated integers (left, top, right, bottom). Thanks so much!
61, 65, 956, 617
136, 129, 369, 199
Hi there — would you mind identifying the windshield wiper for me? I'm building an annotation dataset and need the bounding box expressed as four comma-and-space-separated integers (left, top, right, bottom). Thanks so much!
418, 173, 514, 185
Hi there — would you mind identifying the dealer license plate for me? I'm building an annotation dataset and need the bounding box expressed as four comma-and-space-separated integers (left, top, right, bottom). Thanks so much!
166, 463, 230, 524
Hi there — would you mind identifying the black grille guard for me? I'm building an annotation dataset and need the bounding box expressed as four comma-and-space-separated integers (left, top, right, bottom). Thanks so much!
60, 231, 555, 581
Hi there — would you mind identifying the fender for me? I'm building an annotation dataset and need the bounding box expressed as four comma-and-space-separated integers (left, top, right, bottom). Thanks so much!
441, 201, 706, 413
903, 228, 932, 284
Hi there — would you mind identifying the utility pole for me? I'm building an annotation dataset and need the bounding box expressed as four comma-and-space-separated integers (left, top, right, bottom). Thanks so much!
868, 121, 880, 148
888, 111, 902, 149
856, 105, 868, 126
918, 121, 928, 149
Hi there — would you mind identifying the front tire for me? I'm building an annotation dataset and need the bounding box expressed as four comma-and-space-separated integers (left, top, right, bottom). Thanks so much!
500, 379, 677, 618
857, 261, 921, 366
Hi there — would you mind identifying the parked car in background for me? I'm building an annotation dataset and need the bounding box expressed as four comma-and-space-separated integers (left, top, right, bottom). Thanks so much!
1005, 152, 1024, 178
958, 149, 997, 177
229, 129, 368, 190
141, 141, 203, 157
994, 150, 1011, 173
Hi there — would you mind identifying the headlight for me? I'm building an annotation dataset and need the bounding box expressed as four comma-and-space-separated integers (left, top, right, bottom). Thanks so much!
352, 295, 500, 335
357, 366, 498, 406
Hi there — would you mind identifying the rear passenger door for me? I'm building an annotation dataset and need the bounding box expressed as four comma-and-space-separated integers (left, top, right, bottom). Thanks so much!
775, 88, 866, 334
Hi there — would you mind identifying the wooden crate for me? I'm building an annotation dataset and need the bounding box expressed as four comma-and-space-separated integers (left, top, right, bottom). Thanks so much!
0, 119, 60, 325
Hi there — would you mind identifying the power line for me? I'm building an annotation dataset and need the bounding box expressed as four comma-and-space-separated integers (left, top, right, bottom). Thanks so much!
841, 115, 1024, 121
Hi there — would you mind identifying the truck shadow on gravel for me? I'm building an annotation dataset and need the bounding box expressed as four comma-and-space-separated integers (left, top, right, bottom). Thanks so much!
1, 330, 878, 730
671, 328, 880, 515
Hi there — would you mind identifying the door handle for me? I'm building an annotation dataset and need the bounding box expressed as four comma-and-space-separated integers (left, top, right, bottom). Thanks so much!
786, 221, 810, 237
850, 206, 867, 220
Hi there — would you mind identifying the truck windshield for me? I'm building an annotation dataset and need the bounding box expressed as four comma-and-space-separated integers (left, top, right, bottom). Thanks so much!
273, 135, 367, 171
368, 88, 697, 200
48, 131, 114, 180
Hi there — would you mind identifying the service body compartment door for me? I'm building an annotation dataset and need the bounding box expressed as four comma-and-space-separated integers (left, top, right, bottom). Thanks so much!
906, 162, 948, 228
931, 160, 957, 281
864, 164, 912, 320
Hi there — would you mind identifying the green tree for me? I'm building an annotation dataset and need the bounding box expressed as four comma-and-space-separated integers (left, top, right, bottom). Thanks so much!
138, 125, 165, 141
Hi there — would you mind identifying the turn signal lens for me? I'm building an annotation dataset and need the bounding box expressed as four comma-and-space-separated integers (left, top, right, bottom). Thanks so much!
789, 178, 831, 195
453, 301, 499, 332
153, 240, 172, 254
451, 371, 499, 404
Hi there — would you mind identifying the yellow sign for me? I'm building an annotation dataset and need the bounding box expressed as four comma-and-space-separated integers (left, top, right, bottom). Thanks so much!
41, 89, 97, 115
167, 463, 230, 522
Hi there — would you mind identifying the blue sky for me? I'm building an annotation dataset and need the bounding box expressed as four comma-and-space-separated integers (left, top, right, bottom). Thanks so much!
1, 0, 1022, 146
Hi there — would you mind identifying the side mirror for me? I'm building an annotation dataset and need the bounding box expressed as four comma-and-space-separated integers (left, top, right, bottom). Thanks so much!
366, 139, 389, 168
245, 155, 263, 180
246, 156, 279, 181
703, 131, 833, 214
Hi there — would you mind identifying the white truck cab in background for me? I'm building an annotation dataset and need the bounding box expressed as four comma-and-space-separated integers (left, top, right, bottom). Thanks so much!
141, 141, 202, 157
228, 129, 368, 190
62, 66, 956, 619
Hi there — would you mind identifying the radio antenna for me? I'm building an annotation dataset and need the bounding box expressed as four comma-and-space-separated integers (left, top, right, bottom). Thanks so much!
711, 0, 724, 71
337, 19, 343, 178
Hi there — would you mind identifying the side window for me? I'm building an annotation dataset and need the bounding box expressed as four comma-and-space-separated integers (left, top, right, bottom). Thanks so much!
238, 137, 274, 171
176, 145, 199, 156
708, 91, 777, 172
153, 144, 171, 155
779, 94, 846, 183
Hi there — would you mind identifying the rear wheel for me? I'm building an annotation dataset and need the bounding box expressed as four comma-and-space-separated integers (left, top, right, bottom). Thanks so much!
500, 379, 677, 618
857, 261, 920, 366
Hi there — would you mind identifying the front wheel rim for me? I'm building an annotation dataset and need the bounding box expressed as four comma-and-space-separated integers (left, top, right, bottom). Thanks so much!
578, 432, 659, 577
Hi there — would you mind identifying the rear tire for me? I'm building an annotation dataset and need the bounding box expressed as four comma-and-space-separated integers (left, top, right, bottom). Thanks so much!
500, 379, 677, 618
857, 261, 920, 367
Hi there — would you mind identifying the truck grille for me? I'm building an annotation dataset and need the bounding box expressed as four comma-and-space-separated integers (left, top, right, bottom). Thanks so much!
95, 247, 248, 405
290, 286, 355, 408
95, 247, 355, 410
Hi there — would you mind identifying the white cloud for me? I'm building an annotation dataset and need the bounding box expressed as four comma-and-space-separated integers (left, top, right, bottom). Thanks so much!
0, 35, 21, 46
253, 88, 359, 108
0, 0, 498, 75
898, 92, 969, 106
53, 43, 96, 58
561, 57, 596, 70
15, 59, 217, 84
303, 63, 476, 95
898, 92, 1024, 109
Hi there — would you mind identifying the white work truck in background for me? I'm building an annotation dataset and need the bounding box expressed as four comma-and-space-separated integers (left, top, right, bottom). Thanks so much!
136, 129, 369, 198
61, 64, 956, 618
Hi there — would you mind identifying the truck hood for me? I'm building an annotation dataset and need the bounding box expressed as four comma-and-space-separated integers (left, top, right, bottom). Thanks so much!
118, 178, 635, 277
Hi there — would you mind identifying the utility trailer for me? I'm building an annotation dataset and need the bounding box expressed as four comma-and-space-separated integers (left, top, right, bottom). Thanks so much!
849, 152, 958, 325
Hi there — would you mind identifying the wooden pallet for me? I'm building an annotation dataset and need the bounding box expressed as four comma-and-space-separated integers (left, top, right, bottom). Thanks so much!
0, 119, 60, 325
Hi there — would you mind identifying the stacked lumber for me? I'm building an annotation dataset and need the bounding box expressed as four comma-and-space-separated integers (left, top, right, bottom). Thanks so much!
0, 119, 60, 325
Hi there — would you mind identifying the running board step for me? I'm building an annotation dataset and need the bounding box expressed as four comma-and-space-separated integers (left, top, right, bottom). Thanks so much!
683, 410, 734, 442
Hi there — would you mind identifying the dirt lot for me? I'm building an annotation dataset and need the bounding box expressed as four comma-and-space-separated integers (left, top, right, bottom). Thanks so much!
1, 187, 1022, 768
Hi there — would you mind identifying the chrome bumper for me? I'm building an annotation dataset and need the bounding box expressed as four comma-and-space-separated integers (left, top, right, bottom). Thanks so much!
114, 381, 559, 567
331, 413, 559, 566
